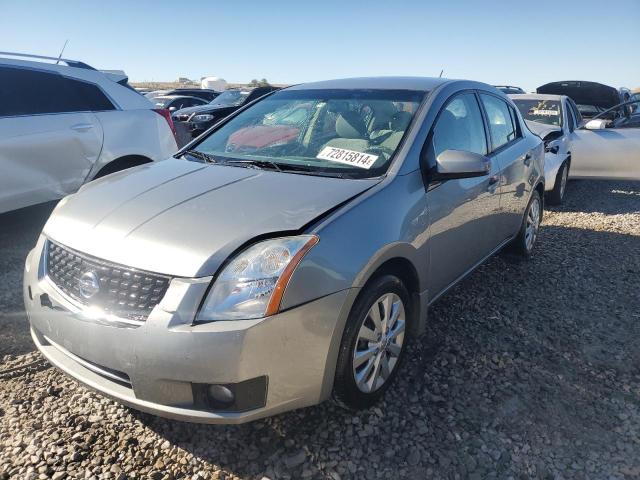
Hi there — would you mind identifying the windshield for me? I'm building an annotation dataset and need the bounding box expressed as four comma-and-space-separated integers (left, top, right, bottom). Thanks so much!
513, 99, 562, 126
209, 90, 251, 107
190, 88, 426, 178
152, 97, 172, 108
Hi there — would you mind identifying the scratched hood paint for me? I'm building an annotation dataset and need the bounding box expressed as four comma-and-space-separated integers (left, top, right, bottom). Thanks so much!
44, 159, 378, 277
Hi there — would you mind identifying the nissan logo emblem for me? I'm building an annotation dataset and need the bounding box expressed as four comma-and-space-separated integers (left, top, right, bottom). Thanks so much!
78, 271, 100, 299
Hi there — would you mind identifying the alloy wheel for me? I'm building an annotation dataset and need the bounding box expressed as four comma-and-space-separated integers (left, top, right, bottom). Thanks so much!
524, 197, 541, 252
352, 293, 406, 393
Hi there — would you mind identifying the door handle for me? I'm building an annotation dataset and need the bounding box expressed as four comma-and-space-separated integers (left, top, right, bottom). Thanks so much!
487, 175, 499, 193
522, 153, 532, 166
71, 123, 94, 132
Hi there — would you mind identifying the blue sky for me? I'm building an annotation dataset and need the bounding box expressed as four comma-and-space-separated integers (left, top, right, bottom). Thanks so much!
1, 0, 638, 91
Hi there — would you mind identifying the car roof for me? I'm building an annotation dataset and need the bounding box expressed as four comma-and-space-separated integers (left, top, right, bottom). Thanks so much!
155, 95, 203, 100
169, 88, 217, 93
509, 93, 565, 102
285, 76, 450, 92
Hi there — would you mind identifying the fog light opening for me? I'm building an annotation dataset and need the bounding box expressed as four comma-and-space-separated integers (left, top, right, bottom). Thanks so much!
207, 384, 235, 406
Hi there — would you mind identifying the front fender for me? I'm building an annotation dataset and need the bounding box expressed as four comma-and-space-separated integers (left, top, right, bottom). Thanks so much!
281, 170, 430, 313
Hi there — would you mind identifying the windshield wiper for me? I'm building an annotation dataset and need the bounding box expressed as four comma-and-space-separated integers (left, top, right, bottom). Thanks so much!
223, 159, 284, 172
182, 150, 219, 163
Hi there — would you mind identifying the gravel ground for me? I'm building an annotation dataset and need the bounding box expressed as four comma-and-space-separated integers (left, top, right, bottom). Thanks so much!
1, 181, 639, 480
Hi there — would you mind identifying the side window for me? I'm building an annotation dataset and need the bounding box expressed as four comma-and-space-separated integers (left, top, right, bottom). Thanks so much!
0, 67, 67, 116
0, 66, 114, 117
569, 100, 582, 125
480, 94, 517, 151
431, 93, 487, 160
566, 102, 577, 132
62, 78, 115, 112
508, 105, 523, 139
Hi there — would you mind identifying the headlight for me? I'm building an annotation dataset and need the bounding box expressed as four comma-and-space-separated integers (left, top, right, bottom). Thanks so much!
197, 235, 319, 321
192, 114, 214, 122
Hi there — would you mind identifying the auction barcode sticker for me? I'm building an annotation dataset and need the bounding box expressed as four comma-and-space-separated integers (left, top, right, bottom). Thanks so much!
316, 147, 378, 169
532, 109, 559, 116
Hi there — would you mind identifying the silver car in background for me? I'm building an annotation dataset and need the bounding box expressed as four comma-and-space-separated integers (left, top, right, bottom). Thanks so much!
511, 93, 640, 205
25, 77, 544, 423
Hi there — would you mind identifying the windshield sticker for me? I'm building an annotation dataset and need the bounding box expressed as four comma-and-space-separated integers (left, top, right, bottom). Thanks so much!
531, 109, 559, 116
316, 147, 378, 169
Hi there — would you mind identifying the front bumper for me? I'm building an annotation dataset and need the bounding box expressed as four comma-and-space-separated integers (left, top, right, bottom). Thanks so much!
24, 237, 351, 424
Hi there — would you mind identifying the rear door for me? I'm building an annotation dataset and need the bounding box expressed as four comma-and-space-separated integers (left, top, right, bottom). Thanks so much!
0, 66, 105, 213
479, 93, 534, 238
568, 100, 640, 180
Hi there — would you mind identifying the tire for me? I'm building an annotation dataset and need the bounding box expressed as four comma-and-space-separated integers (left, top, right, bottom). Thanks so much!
332, 275, 412, 410
508, 189, 542, 259
546, 160, 569, 206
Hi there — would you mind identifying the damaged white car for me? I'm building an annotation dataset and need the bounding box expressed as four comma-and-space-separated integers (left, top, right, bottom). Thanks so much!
510, 94, 576, 204
510, 93, 640, 205
0, 52, 178, 214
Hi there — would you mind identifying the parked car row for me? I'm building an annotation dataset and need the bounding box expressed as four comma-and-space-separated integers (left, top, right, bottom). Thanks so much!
507, 81, 640, 204
3, 51, 638, 425
146, 88, 220, 102
171, 86, 280, 140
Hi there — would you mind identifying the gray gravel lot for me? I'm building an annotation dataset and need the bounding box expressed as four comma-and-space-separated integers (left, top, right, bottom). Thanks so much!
1, 181, 639, 480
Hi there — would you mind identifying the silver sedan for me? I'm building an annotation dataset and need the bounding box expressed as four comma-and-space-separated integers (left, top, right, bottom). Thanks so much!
25, 77, 544, 423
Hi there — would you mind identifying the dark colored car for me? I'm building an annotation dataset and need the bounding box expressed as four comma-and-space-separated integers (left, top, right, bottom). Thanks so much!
494, 85, 526, 94
173, 86, 280, 139
151, 95, 208, 112
537, 81, 623, 119
163, 88, 220, 102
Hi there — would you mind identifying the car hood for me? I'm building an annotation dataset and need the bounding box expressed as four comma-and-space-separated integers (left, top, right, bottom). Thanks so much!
173, 104, 233, 116
537, 81, 620, 109
44, 159, 379, 277
524, 120, 562, 140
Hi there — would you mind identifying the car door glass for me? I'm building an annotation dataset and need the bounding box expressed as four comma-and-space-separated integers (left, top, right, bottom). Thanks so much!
570, 100, 583, 125
480, 94, 517, 151
508, 105, 522, 139
566, 103, 577, 132
0, 66, 114, 116
0, 67, 67, 116
61, 78, 115, 112
432, 93, 487, 159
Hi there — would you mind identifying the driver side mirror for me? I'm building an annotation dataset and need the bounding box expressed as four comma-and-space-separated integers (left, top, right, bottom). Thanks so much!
584, 119, 608, 130
434, 149, 491, 180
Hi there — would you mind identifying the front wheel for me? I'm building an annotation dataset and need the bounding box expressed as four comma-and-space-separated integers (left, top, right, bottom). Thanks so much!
508, 190, 542, 258
332, 275, 411, 410
546, 160, 569, 206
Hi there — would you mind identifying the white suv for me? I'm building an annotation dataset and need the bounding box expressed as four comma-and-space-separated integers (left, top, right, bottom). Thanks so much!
0, 52, 178, 214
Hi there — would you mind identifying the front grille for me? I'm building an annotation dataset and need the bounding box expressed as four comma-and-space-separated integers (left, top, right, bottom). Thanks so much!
45, 241, 171, 322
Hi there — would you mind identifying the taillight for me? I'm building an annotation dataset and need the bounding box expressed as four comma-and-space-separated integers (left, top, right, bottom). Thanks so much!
153, 108, 177, 139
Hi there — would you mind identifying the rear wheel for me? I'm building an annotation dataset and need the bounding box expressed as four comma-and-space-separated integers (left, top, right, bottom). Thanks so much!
547, 160, 569, 206
508, 190, 542, 258
333, 275, 411, 410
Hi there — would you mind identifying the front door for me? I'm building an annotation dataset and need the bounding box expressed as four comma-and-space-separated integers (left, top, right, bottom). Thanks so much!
569, 100, 640, 180
425, 92, 503, 298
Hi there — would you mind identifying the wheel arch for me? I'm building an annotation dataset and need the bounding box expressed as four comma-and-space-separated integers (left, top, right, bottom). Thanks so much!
350, 243, 428, 338
318, 249, 427, 402
92, 154, 153, 179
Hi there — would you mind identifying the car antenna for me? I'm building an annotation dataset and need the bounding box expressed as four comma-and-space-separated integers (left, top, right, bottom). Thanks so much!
439, 69, 444, 78
55, 40, 69, 65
